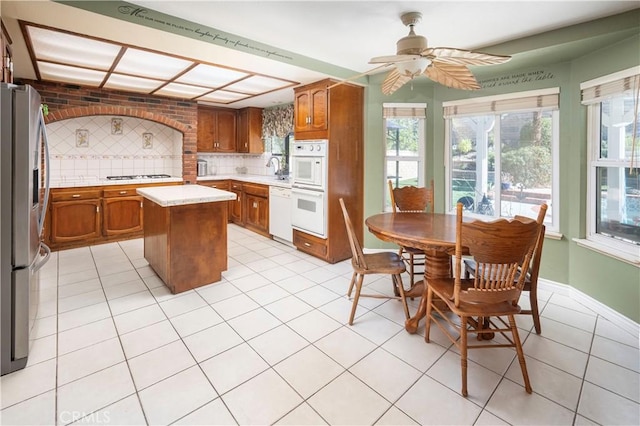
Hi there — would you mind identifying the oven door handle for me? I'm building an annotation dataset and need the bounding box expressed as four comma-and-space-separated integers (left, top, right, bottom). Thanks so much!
292, 187, 324, 196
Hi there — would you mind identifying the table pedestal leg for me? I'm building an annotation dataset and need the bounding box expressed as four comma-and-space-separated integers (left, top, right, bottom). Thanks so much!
405, 248, 451, 334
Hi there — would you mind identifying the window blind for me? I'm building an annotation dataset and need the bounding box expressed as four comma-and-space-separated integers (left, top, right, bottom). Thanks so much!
383, 103, 426, 118
442, 88, 559, 118
580, 68, 640, 104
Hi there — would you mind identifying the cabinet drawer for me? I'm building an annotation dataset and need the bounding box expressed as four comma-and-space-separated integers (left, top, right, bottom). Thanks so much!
200, 180, 229, 190
51, 189, 102, 201
103, 188, 139, 198
243, 183, 268, 198
230, 181, 243, 191
293, 230, 327, 258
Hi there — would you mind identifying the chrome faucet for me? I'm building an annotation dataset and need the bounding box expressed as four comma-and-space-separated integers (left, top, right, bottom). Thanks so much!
266, 156, 281, 177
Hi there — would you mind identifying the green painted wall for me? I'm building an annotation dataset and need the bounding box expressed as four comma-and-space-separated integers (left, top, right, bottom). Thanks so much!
361, 26, 639, 322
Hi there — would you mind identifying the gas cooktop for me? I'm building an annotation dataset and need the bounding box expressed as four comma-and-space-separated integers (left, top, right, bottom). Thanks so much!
106, 174, 172, 180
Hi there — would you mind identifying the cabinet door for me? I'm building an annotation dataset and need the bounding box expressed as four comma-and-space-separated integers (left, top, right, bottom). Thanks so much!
237, 108, 263, 153
197, 108, 215, 152
50, 200, 101, 243
245, 194, 269, 235
215, 109, 237, 152
309, 88, 328, 131
103, 196, 143, 236
229, 182, 243, 224
294, 90, 311, 133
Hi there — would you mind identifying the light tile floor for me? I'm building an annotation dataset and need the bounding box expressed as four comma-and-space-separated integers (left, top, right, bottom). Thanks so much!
1, 225, 639, 425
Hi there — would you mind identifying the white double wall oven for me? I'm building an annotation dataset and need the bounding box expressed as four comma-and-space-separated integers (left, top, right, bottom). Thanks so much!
290, 140, 328, 238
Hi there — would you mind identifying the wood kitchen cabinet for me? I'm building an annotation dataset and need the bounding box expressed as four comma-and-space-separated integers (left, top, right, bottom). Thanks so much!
292, 78, 364, 263
102, 188, 143, 236
237, 107, 264, 153
197, 106, 237, 152
49, 189, 102, 244
229, 181, 244, 225
243, 183, 269, 237
294, 80, 329, 138
45, 182, 180, 251
198, 180, 229, 191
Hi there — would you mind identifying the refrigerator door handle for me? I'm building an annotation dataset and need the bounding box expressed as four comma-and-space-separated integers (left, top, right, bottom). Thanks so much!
37, 107, 50, 238
32, 242, 51, 273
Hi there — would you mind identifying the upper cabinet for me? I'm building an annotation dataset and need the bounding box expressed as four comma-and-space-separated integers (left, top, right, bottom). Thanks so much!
294, 80, 329, 138
237, 107, 264, 153
197, 106, 237, 152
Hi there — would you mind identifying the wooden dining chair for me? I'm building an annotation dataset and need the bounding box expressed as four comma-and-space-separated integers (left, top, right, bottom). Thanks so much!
463, 205, 548, 334
388, 180, 434, 287
424, 203, 543, 397
339, 198, 410, 325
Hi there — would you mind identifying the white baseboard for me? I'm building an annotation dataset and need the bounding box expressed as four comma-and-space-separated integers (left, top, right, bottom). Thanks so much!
532, 278, 639, 337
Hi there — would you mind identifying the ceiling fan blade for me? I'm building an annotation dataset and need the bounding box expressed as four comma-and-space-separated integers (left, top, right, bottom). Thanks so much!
327, 63, 394, 90
425, 62, 481, 90
369, 54, 420, 64
381, 68, 412, 95
423, 47, 511, 66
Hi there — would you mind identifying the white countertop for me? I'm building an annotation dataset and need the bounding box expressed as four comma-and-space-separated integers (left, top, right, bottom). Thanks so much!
50, 177, 183, 188
197, 174, 292, 189
137, 184, 236, 207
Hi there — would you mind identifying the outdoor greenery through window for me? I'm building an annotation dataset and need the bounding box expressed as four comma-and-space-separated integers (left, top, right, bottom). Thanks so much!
443, 89, 559, 229
384, 103, 426, 211
582, 68, 640, 254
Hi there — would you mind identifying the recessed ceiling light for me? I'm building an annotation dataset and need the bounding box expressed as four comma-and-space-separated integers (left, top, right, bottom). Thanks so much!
225, 75, 291, 94
28, 26, 120, 70
115, 48, 193, 80
197, 90, 250, 103
37, 62, 106, 86
104, 74, 165, 92
154, 82, 211, 98
176, 64, 249, 88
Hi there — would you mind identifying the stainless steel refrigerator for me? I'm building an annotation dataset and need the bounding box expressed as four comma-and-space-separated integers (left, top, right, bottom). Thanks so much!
1, 83, 51, 375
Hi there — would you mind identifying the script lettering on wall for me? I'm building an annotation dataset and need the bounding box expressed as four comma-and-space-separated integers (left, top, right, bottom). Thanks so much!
479, 70, 555, 88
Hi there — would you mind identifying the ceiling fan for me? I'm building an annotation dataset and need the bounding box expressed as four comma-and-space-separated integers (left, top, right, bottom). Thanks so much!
369, 12, 511, 94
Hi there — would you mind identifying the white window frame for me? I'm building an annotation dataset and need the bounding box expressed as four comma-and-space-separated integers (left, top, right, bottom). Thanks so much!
579, 66, 640, 266
383, 103, 426, 211
443, 89, 560, 232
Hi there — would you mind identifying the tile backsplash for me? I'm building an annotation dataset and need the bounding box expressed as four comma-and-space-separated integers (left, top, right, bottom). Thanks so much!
197, 153, 280, 177
45, 116, 183, 180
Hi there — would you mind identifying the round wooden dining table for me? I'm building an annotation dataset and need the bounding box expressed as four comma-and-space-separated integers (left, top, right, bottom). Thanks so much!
366, 212, 471, 334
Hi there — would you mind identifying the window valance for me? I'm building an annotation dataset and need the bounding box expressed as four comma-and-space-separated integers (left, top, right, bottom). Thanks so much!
262, 104, 293, 139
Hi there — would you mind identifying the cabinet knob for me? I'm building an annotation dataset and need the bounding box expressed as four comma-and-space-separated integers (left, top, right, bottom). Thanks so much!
119, 191, 127, 195
72, 194, 81, 198
304, 242, 311, 247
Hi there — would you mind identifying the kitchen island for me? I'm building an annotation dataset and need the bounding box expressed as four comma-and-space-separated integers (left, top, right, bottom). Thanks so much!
137, 184, 236, 294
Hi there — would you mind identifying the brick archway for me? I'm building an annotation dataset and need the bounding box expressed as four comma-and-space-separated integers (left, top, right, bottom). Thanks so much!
44, 105, 190, 134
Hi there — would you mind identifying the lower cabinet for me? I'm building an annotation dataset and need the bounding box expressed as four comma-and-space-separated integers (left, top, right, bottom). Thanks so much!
102, 189, 143, 236
243, 183, 269, 237
49, 190, 102, 244
229, 181, 244, 225
46, 182, 179, 250
293, 229, 328, 259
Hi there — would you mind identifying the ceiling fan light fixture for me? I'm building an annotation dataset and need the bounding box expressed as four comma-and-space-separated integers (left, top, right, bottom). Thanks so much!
396, 57, 431, 77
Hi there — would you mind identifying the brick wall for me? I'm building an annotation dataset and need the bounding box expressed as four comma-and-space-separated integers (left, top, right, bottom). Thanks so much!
23, 80, 198, 183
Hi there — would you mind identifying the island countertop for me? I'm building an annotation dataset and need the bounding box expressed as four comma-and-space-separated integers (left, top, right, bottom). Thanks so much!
137, 184, 236, 207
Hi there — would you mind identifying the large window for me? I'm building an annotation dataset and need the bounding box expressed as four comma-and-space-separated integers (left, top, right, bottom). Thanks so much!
582, 67, 640, 262
384, 103, 426, 211
443, 89, 559, 231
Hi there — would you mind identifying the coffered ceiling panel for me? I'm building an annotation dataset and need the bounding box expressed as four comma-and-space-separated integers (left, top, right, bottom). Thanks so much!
21, 21, 298, 105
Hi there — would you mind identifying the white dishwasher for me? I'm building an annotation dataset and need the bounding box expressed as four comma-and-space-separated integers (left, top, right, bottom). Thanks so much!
269, 186, 293, 243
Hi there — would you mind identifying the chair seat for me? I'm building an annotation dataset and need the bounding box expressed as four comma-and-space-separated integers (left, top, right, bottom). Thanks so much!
427, 278, 522, 317
355, 252, 406, 275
